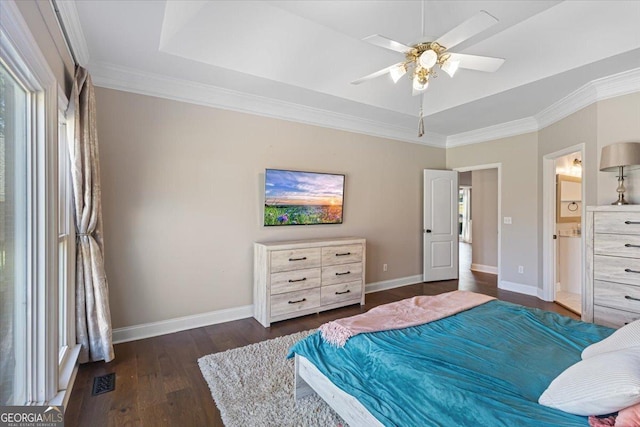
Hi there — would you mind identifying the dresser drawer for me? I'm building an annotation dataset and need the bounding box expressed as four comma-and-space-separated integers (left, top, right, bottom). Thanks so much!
322, 262, 363, 286
270, 248, 321, 273
594, 305, 640, 329
593, 255, 640, 286
255, 238, 366, 327
594, 233, 640, 258
594, 280, 640, 313
270, 268, 320, 295
322, 244, 363, 266
270, 288, 320, 318
321, 281, 362, 306
595, 211, 640, 235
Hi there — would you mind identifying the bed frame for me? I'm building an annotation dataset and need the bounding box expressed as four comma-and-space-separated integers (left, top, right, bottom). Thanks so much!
294, 354, 383, 427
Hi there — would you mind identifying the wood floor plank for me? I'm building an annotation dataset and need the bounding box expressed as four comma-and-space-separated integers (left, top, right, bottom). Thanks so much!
65, 271, 579, 426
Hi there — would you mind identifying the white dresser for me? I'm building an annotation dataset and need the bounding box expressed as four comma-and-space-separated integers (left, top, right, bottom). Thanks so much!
254, 237, 366, 327
584, 206, 640, 328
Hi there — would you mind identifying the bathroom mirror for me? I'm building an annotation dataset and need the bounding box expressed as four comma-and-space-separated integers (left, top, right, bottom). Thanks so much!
557, 174, 581, 223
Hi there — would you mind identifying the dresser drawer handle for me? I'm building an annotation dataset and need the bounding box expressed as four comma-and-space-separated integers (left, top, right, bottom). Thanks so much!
625, 268, 640, 274
335, 271, 351, 276
624, 295, 640, 302
335, 289, 351, 295
625, 243, 640, 248
288, 278, 307, 283
289, 256, 307, 262
335, 252, 351, 257
288, 298, 307, 304
625, 221, 640, 225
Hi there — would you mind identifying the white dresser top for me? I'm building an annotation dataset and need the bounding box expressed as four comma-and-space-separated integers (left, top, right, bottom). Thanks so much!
587, 205, 640, 212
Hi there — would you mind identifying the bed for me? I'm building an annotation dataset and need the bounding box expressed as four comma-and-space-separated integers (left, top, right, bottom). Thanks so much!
288, 296, 615, 427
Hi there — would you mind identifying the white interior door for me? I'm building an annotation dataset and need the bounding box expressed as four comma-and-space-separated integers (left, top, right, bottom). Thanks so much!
423, 169, 459, 282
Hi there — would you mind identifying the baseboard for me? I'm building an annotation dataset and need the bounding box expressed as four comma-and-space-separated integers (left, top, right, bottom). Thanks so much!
470, 263, 498, 275
112, 304, 254, 344
111, 274, 434, 343
538, 287, 552, 302
365, 275, 423, 294
498, 280, 539, 297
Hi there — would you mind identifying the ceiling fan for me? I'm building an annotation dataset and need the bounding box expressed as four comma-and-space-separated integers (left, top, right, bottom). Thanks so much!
351, 7, 505, 136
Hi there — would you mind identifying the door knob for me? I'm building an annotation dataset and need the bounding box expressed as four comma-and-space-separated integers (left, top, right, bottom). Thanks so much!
425, 229, 432, 233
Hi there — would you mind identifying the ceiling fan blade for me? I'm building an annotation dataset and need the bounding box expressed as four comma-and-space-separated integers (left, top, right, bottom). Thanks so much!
449, 52, 504, 72
435, 10, 498, 50
351, 62, 404, 85
362, 34, 413, 54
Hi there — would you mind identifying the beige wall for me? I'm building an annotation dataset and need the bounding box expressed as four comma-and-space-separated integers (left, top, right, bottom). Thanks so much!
537, 103, 597, 292
537, 93, 640, 293
471, 169, 498, 269
448, 94, 638, 295
459, 171, 472, 186
596, 93, 640, 205
538, 103, 597, 207
15, 0, 75, 97
95, 87, 446, 328
447, 133, 539, 288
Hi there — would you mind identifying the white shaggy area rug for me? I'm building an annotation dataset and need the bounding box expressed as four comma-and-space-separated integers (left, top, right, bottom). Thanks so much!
198, 330, 346, 427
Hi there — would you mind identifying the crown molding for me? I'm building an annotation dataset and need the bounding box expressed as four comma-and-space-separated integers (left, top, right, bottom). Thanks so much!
53, 0, 90, 66
89, 61, 448, 148
592, 67, 640, 101
446, 67, 640, 147
536, 67, 640, 130
86, 57, 638, 150
534, 83, 599, 131
446, 117, 539, 148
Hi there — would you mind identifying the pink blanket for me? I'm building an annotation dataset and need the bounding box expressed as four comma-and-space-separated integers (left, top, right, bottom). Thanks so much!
319, 290, 496, 347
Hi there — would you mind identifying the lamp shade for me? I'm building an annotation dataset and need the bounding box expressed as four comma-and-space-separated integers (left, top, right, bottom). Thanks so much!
600, 142, 640, 171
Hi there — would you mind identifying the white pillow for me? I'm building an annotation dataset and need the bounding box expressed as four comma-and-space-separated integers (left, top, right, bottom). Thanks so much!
582, 319, 640, 359
538, 348, 640, 416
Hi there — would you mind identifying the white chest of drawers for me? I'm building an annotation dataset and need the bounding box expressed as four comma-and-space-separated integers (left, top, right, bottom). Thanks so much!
584, 206, 640, 328
254, 237, 366, 327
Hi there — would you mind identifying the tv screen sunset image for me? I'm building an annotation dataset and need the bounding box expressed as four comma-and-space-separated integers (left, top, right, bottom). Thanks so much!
264, 169, 344, 226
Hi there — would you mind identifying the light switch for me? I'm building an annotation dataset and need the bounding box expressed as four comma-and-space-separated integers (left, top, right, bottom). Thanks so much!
504, 217, 512, 224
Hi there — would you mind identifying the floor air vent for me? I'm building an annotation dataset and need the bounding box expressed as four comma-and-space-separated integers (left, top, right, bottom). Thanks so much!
92, 373, 116, 396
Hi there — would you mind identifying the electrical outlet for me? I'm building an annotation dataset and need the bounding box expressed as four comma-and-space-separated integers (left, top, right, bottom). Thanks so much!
504, 217, 512, 224
518, 265, 524, 274
383, 264, 388, 272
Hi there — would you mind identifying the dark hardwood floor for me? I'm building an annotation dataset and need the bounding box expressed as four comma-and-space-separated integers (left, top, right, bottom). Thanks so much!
64, 250, 577, 426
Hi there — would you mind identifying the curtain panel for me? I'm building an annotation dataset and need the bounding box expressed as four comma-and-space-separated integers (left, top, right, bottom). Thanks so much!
70, 66, 114, 363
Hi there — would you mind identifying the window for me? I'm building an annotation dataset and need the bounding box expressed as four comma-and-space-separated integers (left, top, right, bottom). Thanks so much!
1, 0, 79, 406
0, 59, 29, 406
57, 105, 76, 381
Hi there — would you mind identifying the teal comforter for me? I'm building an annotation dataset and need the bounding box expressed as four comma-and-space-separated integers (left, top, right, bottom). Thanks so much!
288, 300, 613, 427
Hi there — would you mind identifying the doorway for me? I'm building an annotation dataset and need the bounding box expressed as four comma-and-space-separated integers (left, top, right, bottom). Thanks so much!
454, 164, 501, 286
553, 152, 583, 314
542, 144, 586, 312
458, 173, 472, 279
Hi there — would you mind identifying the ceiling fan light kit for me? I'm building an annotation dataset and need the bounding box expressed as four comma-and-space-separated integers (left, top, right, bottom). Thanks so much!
418, 48, 438, 69
390, 64, 407, 83
441, 59, 460, 78
352, 8, 505, 136
408, 42, 454, 90
413, 75, 429, 91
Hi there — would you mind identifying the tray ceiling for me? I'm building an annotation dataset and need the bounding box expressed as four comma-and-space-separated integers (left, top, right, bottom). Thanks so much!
61, 0, 640, 146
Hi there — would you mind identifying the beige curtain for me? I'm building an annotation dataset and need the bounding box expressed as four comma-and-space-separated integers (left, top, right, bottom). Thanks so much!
71, 67, 114, 363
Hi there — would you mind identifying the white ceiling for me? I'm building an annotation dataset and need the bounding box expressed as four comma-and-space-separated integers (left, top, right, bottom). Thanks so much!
60, 0, 640, 147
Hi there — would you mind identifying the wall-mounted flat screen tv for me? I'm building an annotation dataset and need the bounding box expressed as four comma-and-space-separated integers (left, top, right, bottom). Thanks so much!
264, 169, 345, 226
